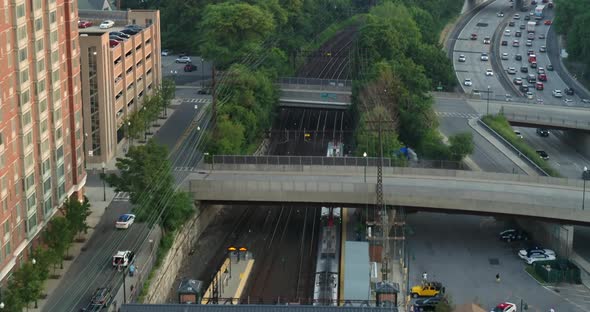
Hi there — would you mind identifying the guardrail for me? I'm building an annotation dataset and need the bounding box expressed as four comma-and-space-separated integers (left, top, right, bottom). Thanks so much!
502, 111, 590, 129
476, 118, 549, 176
278, 77, 352, 89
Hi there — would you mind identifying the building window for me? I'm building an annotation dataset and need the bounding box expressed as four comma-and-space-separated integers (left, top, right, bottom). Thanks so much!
25, 173, 35, 191
53, 88, 61, 103
52, 69, 60, 84
20, 69, 29, 84
56, 145, 64, 162
42, 158, 51, 176
36, 39, 44, 53
16, 4, 25, 18
34, 0, 42, 10
39, 98, 47, 113
43, 178, 51, 195
57, 164, 64, 180
51, 50, 58, 64
36, 79, 46, 95
24, 131, 33, 148
3, 221, 10, 239
50, 31, 57, 44
17, 26, 26, 41
26, 193, 36, 210
18, 48, 27, 62
22, 110, 32, 127
44, 198, 52, 215
55, 127, 62, 140
57, 181, 65, 200
40, 118, 48, 134
49, 10, 56, 24
41, 138, 49, 153
24, 152, 33, 170
53, 107, 61, 123
37, 58, 45, 72
20, 90, 30, 106
27, 213, 37, 233
35, 18, 43, 32
4, 242, 10, 258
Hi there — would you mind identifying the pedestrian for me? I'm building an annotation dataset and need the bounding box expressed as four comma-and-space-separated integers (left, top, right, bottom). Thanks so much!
495, 273, 500, 282
422, 271, 428, 281
129, 264, 136, 277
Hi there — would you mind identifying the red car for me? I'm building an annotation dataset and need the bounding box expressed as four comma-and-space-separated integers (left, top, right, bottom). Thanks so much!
78, 20, 92, 28
109, 40, 120, 48
470, 33, 477, 40
544, 20, 552, 25
536, 82, 544, 90
538, 73, 547, 81
184, 63, 197, 72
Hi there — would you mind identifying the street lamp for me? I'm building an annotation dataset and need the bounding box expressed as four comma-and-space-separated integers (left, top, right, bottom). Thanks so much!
200, 58, 205, 88
101, 162, 106, 201
363, 152, 367, 183
582, 166, 590, 210
143, 106, 148, 142
486, 85, 491, 115
127, 121, 132, 150
32, 259, 38, 308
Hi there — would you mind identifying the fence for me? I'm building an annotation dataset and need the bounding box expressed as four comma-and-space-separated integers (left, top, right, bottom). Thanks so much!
78, 9, 128, 22
205, 155, 466, 170
278, 77, 353, 90
199, 297, 398, 309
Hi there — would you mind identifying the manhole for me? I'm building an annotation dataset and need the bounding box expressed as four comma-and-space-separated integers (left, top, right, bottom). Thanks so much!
489, 258, 500, 265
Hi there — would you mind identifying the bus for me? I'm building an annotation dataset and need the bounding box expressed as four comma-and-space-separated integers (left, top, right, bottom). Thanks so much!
534, 5, 545, 19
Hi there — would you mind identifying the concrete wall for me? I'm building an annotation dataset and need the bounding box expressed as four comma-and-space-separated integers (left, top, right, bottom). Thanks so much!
562, 130, 590, 159
142, 204, 223, 303
517, 220, 573, 258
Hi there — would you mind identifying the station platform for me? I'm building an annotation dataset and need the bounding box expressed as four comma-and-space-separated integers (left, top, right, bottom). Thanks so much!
201, 252, 255, 304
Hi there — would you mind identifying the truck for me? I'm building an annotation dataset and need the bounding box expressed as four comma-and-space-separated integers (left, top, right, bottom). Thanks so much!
527, 21, 536, 33
535, 5, 545, 19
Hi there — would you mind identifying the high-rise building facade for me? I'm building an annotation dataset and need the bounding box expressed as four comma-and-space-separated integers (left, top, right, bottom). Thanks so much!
78, 10, 161, 166
0, 0, 86, 280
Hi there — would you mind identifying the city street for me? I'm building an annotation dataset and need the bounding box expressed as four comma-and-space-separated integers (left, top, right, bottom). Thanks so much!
407, 212, 587, 311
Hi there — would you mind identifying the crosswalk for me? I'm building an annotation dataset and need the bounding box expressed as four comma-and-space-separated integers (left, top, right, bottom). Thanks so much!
113, 192, 131, 202
173, 166, 199, 172
435, 111, 481, 119
182, 98, 211, 103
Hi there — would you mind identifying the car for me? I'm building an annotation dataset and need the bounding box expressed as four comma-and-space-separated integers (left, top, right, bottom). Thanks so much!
535, 82, 544, 90
458, 54, 466, 62
539, 33, 546, 39
544, 20, 553, 25
175, 56, 192, 63
471, 33, 478, 40
518, 249, 556, 260
410, 281, 444, 298
527, 32, 535, 40
526, 91, 534, 99
184, 63, 197, 72
527, 49, 534, 56
109, 40, 120, 48
513, 77, 523, 85
83, 287, 113, 311
582, 99, 590, 104
513, 14, 520, 19
548, 2, 554, 7
78, 20, 92, 28
530, 62, 537, 68
115, 214, 136, 229
514, 130, 523, 138
480, 53, 489, 61
197, 88, 211, 95
512, 40, 520, 47
526, 39, 533, 46
507, 67, 516, 75
501, 52, 509, 60
99, 20, 115, 29
547, 64, 554, 71
485, 69, 494, 76
497, 12, 505, 17
540, 46, 547, 52
483, 36, 491, 44
501, 40, 508, 46
552, 89, 563, 98
499, 229, 528, 242
125, 24, 143, 31
161, 49, 170, 56
463, 78, 473, 86
120, 28, 138, 35
520, 24, 526, 30
515, 54, 522, 61
524, 15, 531, 20
412, 296, 448, 312
112, 250, 135, 267
109, 35, 126, 42
538, 67, 545, 74
509, 21, 515, 26
520, 84, 529, 92
527, 74, 536, 82
564, 87, 575, 95
538, 73, 547, 81
523, 251, 555, 264
491, 302, 517, 312
537, 128, 550, 137
504, 29, 511, 36
520, 66, 528, 73
564, 98, 574, 105
515, 31, 522, 37
110, 31, 131, 39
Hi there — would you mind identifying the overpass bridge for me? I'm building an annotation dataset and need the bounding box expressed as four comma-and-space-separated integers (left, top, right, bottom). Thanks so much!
188, 156, 590, 223
278, 77, 352, 109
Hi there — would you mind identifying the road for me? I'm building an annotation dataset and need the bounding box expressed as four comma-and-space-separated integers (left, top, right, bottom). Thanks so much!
408, 212, 587, 311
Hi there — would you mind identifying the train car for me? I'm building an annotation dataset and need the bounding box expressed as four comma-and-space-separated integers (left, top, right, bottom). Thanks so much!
313, 208, 341, 306
326, 141, 343, 157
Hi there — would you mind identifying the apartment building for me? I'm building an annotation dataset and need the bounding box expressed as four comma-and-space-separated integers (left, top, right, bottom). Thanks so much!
78, 10, 162, 166
0, 0, 86, 280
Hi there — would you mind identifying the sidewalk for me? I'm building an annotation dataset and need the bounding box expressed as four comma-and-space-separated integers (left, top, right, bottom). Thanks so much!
33, 102, 181, 311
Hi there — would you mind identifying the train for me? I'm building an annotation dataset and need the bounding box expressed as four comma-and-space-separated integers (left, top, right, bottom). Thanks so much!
313, 207, 342, 306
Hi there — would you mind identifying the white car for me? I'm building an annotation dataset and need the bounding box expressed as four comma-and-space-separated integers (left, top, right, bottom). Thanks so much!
552, 89, 563, 98
518, 248, 555, 260
485, 69, 494, 76
99, 20, 115, 29
491, 302, 517, 312
564, 98, 573, 105
115, 214, 136, 229
464, 78, 473, 86
513, 14, 520, 19
483, 37, 491, 44
497, 12, 504, 17
504, 29, 511, 36
175, 56, 192, 63
161, 49, 169, 56
514, 130, 523, 139
501, 53, 509, 60
507, 67, 516, 74
523, 252, 556, 264
526, 91, 534, 99
112, 250, 135, 267
458, 54, 466, 62
526, 40, 533, 46
480, 53, 489, 61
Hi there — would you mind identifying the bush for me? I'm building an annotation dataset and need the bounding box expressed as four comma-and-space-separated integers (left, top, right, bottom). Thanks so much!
481, 115, 560, 177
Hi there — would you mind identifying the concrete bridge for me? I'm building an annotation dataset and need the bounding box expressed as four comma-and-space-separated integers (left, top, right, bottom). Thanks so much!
278, 77, 352, 109
188, 156, 590, 223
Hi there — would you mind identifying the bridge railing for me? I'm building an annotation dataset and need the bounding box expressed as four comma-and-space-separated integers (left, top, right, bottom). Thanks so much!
502, 111, 590, 130
278, 77, 352, 90
207, 155, 466, 170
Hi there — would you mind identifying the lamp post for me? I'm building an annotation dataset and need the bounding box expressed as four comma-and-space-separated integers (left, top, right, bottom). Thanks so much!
363, 152, 367, 183
32, 259, 38, 308
101, 162, 106, 201
143, 106, 148, 142
486, 85, 491, 115
583, 166, 590, 210
201, 58, 205, 88
126, 121, 132, 150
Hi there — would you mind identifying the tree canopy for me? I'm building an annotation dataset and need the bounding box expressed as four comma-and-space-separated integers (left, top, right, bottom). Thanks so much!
554, 0, 590, 74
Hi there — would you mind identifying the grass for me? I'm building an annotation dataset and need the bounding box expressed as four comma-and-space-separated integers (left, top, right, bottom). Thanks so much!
481, 115, 560, 177
525, 265, 549, 284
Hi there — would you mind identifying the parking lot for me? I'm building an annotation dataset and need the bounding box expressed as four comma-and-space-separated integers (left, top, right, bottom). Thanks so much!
407, 212, 586, 311
161, 53, 212, 86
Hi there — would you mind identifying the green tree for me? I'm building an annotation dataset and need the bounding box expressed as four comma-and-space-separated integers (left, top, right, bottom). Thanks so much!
2, 283, 25, 311
163, 191, 195, 231
211, 115, 246, 154
11, 262, 44, 309
448, 132, 474, 161
61, 196, 92, 239
160, 78, 176, 117
43, 216, 73, 267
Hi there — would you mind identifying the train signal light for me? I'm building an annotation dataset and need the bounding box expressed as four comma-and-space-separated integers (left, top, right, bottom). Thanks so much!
227, 246, 237, 252
239, 247, 247, 252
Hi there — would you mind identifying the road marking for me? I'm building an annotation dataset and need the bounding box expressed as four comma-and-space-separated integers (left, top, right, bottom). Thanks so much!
181, 98, 211, 103
435, 111, 481, 119
113, 192, 130, 201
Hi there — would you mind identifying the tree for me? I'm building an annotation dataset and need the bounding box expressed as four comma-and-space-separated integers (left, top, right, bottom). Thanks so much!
162, 191, 195, 231
61, 196, 92, 239
160, 78, 176, 117
449, 132, 474, 161
435, 295, 454, 312
43, 217, 73, 266
11, 262, 44, 309
1, 284, 25, 312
